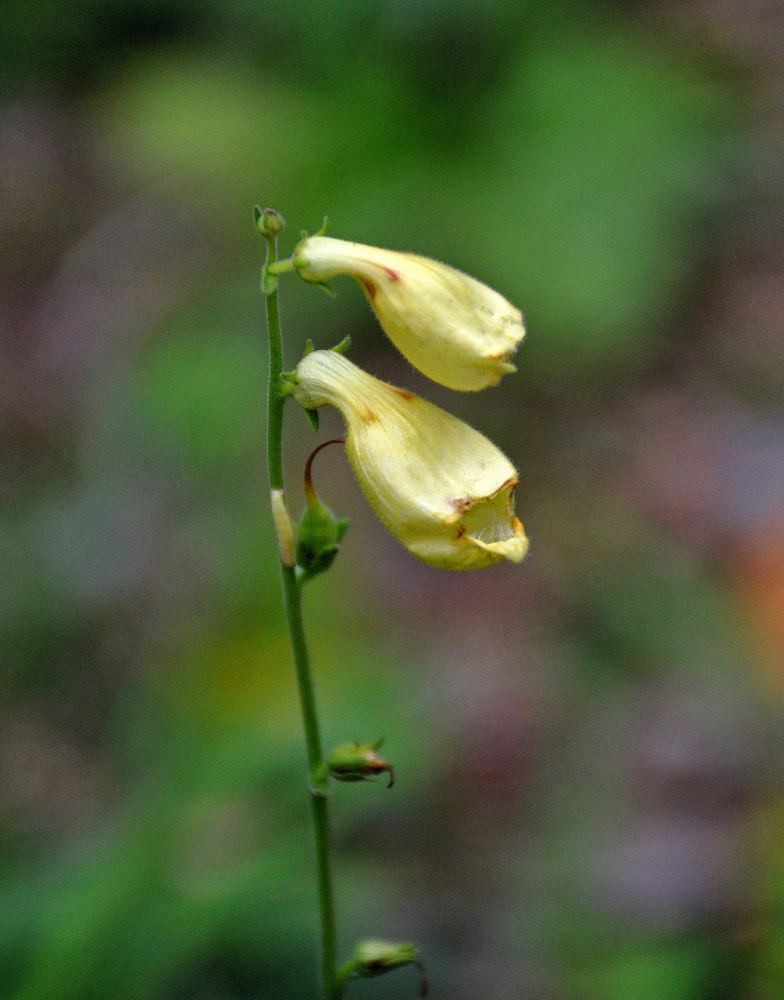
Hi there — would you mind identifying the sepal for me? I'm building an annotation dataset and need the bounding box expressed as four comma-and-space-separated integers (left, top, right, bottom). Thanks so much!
331, 334, 351, 354
261, 266, 279, 295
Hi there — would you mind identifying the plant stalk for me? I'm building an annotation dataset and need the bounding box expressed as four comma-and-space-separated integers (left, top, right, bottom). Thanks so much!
262, 228, 340, 1000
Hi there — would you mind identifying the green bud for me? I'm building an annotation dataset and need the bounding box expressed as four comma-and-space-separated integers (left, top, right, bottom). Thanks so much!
327, 738, 394, 788
254, 206, 285, 237
338, 940, 427, 997
295, 440, 348, 582
296, 496, 348, 578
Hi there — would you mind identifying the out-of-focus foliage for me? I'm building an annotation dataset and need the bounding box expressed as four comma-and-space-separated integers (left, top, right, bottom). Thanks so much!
3, 1, 784, 999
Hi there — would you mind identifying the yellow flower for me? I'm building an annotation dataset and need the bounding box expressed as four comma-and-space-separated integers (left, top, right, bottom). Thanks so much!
293, 236, 524, 392
293, 350, 528, 570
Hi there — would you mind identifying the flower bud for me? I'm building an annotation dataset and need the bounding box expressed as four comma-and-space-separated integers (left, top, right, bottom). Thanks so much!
270, 489, 295, 568
339, 940, 427, 997
293, 236, 524, 391
327, 738, 394, 787
254, 206, 285, 237
295, 440, 349, 581
293, 351, 528, 570
295, 499, 348, 580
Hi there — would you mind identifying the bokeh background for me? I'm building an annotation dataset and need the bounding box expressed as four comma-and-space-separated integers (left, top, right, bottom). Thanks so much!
3, 1, 784, 998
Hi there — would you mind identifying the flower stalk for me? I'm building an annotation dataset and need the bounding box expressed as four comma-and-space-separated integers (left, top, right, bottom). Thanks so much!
258, 208, 339, 1000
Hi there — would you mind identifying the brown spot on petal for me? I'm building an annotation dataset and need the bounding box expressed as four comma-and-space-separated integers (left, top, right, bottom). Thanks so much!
355, 402, 377, 423
390, 387, 415, 402
358, 277, 377, 299
449, 496, 475, 515
382, 266, 400, 282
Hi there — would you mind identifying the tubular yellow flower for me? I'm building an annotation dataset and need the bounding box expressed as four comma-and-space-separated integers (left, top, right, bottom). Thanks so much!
293, 236, 525, 392
293, 351, 528, 570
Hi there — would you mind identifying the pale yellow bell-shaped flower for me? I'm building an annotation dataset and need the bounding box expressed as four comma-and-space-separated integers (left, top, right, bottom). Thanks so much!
293, 236, 525, 392
292, 350, 528, 570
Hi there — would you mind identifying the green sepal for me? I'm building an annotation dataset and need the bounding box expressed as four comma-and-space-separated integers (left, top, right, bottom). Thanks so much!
331, 335, 351, 354
312, 279, 335, 297
261, 266, 278, 295
278, 373, 296, 398
279, 362, 316, 425
291, 218, 333, 293
298, 216, 329, 241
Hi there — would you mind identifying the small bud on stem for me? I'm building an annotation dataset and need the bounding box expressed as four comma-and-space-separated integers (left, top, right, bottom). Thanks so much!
338, 940, 427, 997
327, 738, 394, 788
270, 489, 295, 567
254, 206, 286, 238
295, 439, 349, 582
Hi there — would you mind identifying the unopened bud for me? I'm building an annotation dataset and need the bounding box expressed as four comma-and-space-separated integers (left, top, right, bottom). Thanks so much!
295, 440, 349, 581
327, 738, 394, 788
254, 206, 285, 237
270, 489, 295, 568
338, 940, 427, 997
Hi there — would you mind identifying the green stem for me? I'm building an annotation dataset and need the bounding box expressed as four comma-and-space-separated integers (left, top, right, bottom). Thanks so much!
264, 248, 285, 494
262, 229, 340, 1000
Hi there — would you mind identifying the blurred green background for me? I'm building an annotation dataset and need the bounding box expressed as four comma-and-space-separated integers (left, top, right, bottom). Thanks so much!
3, 1, 784, 998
